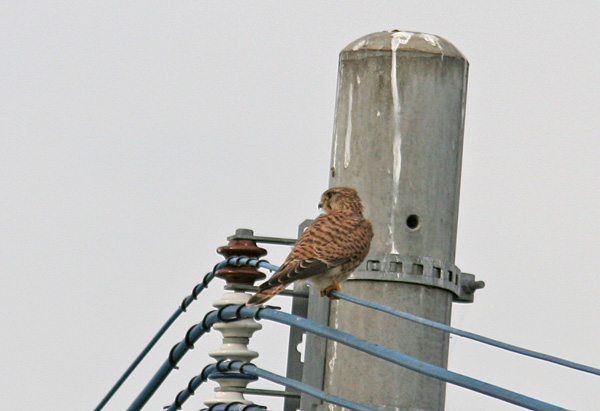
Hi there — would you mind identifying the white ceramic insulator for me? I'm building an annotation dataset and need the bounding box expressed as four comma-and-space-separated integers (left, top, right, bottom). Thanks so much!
209, 340, 259, 362
205, 289, 262, 406
213, 319, 262, 338
212, 290, 253, 307
204, 381, 252, 406
212, 291, 262, 338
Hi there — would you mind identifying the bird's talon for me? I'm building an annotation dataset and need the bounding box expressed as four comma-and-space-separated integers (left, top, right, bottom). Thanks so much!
321, 281, 342, 299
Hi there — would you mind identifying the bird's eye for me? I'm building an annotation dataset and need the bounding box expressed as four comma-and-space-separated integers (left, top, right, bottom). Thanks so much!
326, 192, 333, 199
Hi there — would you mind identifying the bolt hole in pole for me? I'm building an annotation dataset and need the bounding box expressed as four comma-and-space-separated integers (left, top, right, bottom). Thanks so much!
406, 214, 420, 230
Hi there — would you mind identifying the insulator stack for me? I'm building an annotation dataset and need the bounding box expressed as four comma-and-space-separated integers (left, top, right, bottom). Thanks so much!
205, 231, 265, 407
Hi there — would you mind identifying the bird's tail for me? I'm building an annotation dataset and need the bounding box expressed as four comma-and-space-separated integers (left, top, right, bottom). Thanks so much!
246, 283, 287, 306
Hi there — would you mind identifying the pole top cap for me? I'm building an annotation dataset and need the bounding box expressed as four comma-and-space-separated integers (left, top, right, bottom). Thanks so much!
343, 30, 466, 59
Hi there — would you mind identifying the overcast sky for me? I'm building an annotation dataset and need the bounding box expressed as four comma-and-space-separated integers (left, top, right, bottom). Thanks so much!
2, 2, 599, 410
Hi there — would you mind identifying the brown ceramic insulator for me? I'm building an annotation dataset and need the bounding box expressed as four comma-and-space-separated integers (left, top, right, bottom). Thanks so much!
216, 239, 267, 285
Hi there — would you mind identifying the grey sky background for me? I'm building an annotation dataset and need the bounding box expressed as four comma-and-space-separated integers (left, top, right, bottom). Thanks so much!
2, 2, 599, 410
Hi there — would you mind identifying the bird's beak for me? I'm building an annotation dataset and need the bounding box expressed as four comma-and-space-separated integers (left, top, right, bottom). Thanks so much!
318, 202, 323, 210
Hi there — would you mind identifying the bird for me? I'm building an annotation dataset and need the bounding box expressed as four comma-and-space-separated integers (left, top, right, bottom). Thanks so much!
247, 187, 373, 306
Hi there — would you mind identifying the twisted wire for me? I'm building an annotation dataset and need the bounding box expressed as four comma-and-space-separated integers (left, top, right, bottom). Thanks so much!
94, 257, 274, 411
199, 404, 267, 411
164, 363, 218, 411
127, 304, 258, 410
216, 360, 376, 411
164, 360, 374, 411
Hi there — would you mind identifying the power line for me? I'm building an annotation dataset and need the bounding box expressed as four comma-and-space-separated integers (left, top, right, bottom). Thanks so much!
97, 256, 589, 411
165, 360, 377, 411
92, 269, 215, 411
254, 307, 568, 411
330, 289, 600, 377
164, 362, 220, 411
95, 257, 275, 411
129, 303, 567, 411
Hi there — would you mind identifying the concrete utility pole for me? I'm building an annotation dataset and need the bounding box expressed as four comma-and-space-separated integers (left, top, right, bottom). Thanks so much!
296, 31, 481, 411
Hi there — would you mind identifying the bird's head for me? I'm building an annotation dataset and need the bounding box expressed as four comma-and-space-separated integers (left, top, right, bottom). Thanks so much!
318, 187, 364, 214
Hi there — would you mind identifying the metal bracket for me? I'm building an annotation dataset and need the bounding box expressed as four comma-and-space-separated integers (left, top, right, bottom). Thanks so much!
224, 283, 309, 299
351, 252, 484, 303
228, 228, 296, 246
214, 387, 301, 399
226, 226, 484, 303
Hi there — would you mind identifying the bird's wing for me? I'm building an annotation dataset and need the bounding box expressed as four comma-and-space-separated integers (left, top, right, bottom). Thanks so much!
259, 211, 371, 290
258, 258, 330, 290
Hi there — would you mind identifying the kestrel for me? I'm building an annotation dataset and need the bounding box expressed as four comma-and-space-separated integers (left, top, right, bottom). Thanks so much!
247, 187, 373, 306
